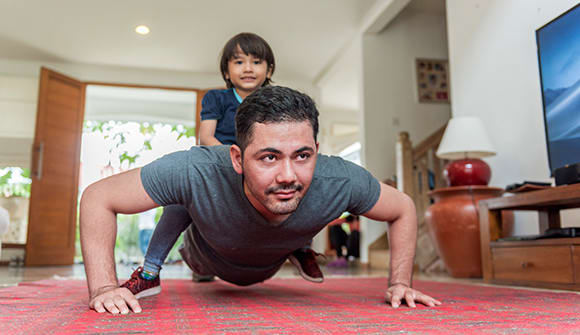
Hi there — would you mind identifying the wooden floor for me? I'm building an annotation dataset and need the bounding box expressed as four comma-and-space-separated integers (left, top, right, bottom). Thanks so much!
0, 260, 484, 288
3, 261, 578, 300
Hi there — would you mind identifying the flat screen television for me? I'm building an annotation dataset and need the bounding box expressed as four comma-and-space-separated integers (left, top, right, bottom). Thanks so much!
536, 3, 580, 179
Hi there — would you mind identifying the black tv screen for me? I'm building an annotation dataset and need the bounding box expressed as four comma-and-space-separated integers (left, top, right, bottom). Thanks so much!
536, 3, 580, 176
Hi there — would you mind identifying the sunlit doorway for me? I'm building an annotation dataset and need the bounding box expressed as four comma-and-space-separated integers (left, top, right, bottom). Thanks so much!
78, 85, 197, 265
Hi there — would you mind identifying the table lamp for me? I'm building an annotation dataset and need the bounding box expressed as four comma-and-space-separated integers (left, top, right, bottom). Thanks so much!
436, 116, 496, 186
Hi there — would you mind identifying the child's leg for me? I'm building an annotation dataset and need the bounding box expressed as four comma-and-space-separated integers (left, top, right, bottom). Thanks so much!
142, 205, 192, 277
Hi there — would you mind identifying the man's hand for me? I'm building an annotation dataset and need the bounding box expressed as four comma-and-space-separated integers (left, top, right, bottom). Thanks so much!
385, 283, 442, 308
89, 286, 142, 314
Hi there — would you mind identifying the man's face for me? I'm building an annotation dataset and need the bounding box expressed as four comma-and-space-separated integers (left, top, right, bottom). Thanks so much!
230, 121, 318, 223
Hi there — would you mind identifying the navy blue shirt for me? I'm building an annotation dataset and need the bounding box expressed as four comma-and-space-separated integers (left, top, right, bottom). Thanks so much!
200, 89, 241, 145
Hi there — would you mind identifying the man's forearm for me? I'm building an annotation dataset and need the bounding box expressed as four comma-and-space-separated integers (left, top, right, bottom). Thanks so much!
80, 186, 120, 297
387, 198, 417, 286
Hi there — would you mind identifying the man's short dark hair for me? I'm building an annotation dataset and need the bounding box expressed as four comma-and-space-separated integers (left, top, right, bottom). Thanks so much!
235, 86, 319, 151
220, 32, 275, 88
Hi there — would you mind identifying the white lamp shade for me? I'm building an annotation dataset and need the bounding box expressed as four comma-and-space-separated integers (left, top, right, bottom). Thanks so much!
436, 116, 496, 160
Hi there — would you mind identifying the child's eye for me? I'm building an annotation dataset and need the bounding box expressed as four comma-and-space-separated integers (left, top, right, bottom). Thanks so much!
235, 60, 243, 65
254, 60, 263, 65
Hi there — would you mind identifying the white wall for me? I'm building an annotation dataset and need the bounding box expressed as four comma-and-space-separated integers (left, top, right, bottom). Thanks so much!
0, 58, 317, 97
362, 7, 451, 181
0, 58, 318, 168
0, 74, 37, 167
360, 6, 450, 262
446, 0, 579, 234
316, 36, 363, 156
312, 36, 364, 253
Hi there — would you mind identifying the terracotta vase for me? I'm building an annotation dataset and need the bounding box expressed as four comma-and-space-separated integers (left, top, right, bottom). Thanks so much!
424, 186, 504, 278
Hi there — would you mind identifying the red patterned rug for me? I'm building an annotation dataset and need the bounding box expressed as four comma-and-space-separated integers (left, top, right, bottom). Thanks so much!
1, 277, 579, 334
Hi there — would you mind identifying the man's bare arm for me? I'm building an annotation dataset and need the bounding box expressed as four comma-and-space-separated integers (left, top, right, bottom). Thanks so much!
80, 168, 158, 314
363, 182, 441, 308
363, 183, 416, 285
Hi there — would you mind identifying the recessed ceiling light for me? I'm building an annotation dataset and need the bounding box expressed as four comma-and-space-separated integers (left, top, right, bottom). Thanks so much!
135, 25, 150, 35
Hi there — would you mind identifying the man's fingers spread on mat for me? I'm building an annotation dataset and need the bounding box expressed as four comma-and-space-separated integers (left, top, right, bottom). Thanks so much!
113, 296, 130, 315
120, 290, 142, 313
390, 292, 403, 308
91, 300, 106, 313
121, 288, 141, 313
128, 299, 142, 313
411, 290, 442, 307
404, 292, 417, 308
417, 293, 442, 307
104, 300, 120, 314
385, 285, 407, 308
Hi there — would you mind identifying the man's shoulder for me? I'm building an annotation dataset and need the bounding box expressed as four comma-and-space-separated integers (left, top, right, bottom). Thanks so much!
315, 154, 373, 180
314, 154, 349, 178
186, 145, 232, 166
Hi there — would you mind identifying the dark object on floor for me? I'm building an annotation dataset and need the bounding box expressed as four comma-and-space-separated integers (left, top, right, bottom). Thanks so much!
2, 278, 579, 334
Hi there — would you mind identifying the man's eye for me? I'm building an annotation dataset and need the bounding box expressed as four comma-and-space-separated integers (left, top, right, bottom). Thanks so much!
297, 153, 310, 160
262, 154, 276, 162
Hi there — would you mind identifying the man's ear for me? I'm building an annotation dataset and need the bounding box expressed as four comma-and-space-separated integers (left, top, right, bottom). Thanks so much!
230, 145, 243, 175
315, 142, 320, 153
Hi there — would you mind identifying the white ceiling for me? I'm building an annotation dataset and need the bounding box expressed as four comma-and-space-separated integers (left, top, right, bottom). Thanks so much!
0, 0, 379, 80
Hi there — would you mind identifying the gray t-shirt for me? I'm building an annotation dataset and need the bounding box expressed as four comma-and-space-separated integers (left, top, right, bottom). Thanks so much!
141, 145, 380, 284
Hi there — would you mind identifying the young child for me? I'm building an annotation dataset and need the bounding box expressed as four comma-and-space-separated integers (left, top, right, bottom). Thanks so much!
121, 33, 322, 299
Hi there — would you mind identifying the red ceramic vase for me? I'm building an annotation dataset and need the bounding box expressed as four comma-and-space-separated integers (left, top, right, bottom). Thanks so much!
424, 186, 504, 278
443, 158, 491, 186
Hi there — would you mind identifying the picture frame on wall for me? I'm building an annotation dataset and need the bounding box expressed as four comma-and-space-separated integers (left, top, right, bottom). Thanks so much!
415, 58, 450, 104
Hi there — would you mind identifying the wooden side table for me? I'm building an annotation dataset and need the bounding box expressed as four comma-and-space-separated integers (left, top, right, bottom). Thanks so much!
478, 183, 580, 291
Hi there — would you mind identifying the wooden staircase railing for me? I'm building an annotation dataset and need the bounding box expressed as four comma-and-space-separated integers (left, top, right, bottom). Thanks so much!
396, 125, 447, 272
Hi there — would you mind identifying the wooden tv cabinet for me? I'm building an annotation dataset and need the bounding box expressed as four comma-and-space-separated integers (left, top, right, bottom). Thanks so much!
478, 183, 580, 291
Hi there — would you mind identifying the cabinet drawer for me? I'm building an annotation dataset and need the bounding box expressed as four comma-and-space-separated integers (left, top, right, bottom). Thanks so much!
492, 246, 573, 283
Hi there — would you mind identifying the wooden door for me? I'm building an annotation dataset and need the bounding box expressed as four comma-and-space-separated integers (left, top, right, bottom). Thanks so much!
25, 68, 85, 265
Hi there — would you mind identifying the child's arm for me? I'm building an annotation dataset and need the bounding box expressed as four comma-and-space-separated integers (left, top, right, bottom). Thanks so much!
199, 120, 223, 146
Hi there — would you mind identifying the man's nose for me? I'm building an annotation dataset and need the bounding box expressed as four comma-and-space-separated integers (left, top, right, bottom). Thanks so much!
276, 160, 297, 184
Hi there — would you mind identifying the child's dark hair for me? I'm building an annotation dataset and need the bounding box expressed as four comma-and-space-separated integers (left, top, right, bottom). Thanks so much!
235, 86, 319, 151
220, 32, 275, 88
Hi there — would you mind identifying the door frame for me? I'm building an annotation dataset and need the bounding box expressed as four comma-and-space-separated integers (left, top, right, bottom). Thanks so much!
25, 73, 206, 266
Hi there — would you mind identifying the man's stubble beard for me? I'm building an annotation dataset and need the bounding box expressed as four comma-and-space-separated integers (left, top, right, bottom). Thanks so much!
264, 194, 303, 215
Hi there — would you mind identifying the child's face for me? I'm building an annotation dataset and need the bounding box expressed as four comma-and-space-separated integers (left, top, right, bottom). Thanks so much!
226, 47, 272, 96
